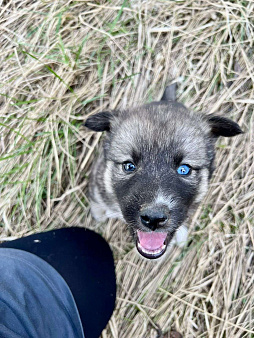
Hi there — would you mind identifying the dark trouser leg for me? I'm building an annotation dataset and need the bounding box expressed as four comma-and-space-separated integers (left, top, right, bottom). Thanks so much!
0, 227, 116, 338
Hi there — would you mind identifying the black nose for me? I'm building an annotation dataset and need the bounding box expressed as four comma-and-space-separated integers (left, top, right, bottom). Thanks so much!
140, 208, 168, 231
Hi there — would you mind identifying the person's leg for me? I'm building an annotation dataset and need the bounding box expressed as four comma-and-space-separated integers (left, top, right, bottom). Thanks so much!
0, 227, 116, 338
0, 248, 85, 338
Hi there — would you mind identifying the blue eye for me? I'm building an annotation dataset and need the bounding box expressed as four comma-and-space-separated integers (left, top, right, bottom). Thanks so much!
177, 164, 191, 175
122, 162, 136, 173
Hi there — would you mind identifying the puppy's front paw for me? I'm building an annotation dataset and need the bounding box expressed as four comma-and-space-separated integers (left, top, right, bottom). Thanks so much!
172, 225, 188, 248
90, 201, 107, 222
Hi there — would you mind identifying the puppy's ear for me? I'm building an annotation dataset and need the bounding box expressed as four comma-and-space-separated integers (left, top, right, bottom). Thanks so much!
207, 115, 243, 137
161, 83, 177, 102
84, 111, 112, 132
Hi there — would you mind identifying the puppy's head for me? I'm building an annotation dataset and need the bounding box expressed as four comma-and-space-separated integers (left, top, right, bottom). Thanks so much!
85, 88, 243, 259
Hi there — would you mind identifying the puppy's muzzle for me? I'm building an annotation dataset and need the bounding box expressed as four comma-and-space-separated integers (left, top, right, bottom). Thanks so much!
140, 207, 168, 231
137, 207, 170, 259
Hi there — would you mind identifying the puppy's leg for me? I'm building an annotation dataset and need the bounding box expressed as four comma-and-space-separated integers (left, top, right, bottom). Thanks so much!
90, 200, 107, 222
172, 225, 188, 248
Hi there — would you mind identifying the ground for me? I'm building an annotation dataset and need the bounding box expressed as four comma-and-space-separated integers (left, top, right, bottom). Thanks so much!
0, 1, 253, 337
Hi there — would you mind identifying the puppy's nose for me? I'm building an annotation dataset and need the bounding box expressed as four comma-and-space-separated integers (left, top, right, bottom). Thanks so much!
140, 209, 168, 231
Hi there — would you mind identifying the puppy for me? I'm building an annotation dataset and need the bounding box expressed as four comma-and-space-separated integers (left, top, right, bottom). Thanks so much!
85, 85, 243, 259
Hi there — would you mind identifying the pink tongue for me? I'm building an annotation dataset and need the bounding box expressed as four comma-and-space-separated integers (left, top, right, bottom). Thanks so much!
137, 231, 167, 250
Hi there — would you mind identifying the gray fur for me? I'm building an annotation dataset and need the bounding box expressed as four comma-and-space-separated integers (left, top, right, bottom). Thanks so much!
85, 85, 243, 259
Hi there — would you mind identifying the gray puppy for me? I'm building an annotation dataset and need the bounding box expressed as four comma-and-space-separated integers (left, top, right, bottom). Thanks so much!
85, 85, 243, 259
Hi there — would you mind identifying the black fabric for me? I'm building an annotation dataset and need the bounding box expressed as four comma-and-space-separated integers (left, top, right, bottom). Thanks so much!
0, 227, 116, 338
0, 248, 84, 338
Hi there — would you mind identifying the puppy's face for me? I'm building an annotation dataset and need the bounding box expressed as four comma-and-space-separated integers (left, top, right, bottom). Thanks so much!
85, 100, 242, 259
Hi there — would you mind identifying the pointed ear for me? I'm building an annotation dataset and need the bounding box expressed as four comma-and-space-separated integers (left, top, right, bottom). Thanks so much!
161, 83, 177, 101
84, 111, 112, 132
207, 115, 243, 137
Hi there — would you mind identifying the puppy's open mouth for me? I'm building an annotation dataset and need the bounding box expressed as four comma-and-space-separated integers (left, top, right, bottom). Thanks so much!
136, 230, 168, 259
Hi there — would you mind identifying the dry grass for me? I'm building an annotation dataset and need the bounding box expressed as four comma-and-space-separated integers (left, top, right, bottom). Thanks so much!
0, 0, 254, 337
